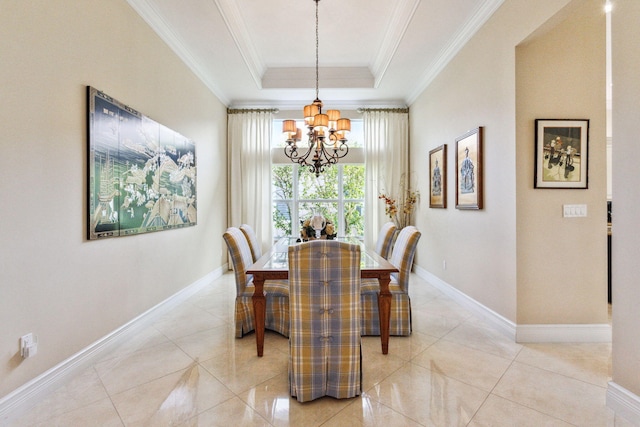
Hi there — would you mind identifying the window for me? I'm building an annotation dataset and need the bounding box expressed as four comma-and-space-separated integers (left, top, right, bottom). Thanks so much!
272, 120, 365, 242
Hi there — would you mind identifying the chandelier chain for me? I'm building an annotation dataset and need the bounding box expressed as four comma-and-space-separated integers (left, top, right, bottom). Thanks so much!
315, 0, 319, 101
281, 0, 350, 177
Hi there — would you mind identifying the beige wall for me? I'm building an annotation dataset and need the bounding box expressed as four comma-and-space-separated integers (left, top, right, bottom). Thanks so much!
0, 0, 228, 397
515, 0, 607, 325
410, 0, 572, 322
611, 0, 640, 398
3, 0, 639, 414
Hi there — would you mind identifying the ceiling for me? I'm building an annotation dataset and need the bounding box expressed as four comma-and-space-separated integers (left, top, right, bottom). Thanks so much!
127, 0, 504, 109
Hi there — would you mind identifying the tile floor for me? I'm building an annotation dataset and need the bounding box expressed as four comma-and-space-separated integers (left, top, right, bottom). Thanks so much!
7, 273, 632, 426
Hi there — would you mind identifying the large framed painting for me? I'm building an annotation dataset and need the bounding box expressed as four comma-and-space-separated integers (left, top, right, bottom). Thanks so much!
87, 86, 197, 240
429, 145, 447, 208
455, 127, 483, 210
534, 119, 589, 189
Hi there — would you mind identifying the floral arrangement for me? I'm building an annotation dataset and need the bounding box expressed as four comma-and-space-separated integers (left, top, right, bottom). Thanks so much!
300, 214, 336, 241
379, 180, 419, 229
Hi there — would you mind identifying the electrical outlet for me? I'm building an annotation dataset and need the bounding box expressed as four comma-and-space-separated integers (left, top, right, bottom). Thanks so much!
21, 333, 37, 358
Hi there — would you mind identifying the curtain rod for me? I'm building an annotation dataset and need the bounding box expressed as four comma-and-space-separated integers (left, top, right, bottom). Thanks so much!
357, 107, 409, 113
227, 108, 279, 114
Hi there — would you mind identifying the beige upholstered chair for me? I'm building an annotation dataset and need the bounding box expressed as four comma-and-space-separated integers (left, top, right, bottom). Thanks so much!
240, 224, 262, 263
375, 221, 397, 260
288, 240, 362, 402
361, 226, 421, 336
223, 227, 289, 338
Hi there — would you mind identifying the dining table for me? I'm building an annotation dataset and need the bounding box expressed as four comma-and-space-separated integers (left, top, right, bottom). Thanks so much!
246, 236, 399, 357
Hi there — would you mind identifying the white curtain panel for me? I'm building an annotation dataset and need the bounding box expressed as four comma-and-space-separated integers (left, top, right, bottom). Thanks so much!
363, 110, 409, 249
227, 110, 274, 252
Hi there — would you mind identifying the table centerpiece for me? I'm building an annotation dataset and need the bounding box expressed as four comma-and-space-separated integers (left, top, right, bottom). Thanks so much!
300, 213, 336, 241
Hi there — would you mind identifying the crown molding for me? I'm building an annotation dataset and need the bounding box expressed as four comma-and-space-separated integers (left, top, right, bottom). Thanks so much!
126, 0, 230, 105
370, 0, 421, 88
230, 99, 407, 111
213, 0, 265, 89
406, 0, 505, 105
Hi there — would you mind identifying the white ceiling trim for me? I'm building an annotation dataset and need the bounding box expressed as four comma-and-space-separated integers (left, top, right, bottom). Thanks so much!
230, 97, 408, 111
126, 0, 231, 105
213, 0, 265, 89
406, 0, 505, 105
370, 0, 421, 88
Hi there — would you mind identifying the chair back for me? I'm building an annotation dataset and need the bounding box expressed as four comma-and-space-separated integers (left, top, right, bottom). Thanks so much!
222, 227, 254, 294
288, 240, 361, 402
388, 226, 421, 292
375, 222, 397, 259
240, 224, 262, 262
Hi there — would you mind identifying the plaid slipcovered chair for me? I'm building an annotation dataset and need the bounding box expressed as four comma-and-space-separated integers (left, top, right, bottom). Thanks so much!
240, 224, 262, 263
360, 226, 421, 336
223, 227, 289, 338
288, 240, 362, 402
375, 222, 397, 260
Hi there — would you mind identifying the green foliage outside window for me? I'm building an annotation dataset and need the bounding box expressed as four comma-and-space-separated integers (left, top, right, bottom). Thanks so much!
298, 166, 338, 199
272, 164, 365, 241
273, 165, 293, 238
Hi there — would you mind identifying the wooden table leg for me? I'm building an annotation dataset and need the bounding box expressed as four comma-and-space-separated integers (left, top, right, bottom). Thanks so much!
377, 273, 391, 355
252, 274, 266, 357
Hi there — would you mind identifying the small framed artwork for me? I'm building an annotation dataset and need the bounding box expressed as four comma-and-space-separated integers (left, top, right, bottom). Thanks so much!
534, 119, 589, 189
429, 145, 447, 208
455, 127, 483, 210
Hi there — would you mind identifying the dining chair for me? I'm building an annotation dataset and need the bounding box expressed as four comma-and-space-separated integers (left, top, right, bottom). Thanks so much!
240, 224, 262, 263
223, 227, 289, 338
361, 226, 421, 336
288, 240, 362, 402
375, 221, 397, 260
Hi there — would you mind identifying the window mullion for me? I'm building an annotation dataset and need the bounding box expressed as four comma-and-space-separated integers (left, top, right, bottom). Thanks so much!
292, 165, 299, 237
338, 165, 345, 237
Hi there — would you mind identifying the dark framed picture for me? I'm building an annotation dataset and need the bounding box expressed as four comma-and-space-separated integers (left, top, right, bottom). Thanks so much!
534, 119, 589, 189
455, 127, 483, 210
429, 145, 447, 208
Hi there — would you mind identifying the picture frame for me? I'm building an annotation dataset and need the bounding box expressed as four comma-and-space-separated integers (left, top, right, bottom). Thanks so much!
534, 119, 589, 189
455, 127, 483, 210
429, 144, 447, 208
87, 86, 197, 240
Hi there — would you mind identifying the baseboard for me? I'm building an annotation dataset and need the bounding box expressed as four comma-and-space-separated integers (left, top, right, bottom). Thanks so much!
414, 265, 611, 343
0, 267, 225, 425
414, 265, 517, 340
607, 381, 640, 425
516, 323, 611, 343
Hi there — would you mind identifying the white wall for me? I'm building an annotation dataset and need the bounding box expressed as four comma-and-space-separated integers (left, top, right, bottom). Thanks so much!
410, 0, 573, 322
610, 0, 640, 399
515, 0, 607, 325
0, 0, 228, 397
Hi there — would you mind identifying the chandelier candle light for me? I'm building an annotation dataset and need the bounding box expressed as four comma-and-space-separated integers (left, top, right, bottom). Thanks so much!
282, 0, 350, 177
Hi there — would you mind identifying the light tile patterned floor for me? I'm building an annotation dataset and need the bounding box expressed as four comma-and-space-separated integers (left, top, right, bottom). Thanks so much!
6, 273, 633, 426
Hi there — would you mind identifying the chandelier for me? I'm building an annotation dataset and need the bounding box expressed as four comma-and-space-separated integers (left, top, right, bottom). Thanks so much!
282, 0, 350, 177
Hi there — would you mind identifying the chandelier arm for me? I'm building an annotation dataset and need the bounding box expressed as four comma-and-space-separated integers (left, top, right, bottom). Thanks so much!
316, 144, 342, 166
284, 137, 315, 163
321, 134, 349, 159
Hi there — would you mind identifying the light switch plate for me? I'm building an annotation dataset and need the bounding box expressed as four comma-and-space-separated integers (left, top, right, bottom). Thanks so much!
563, 204, 587, 217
